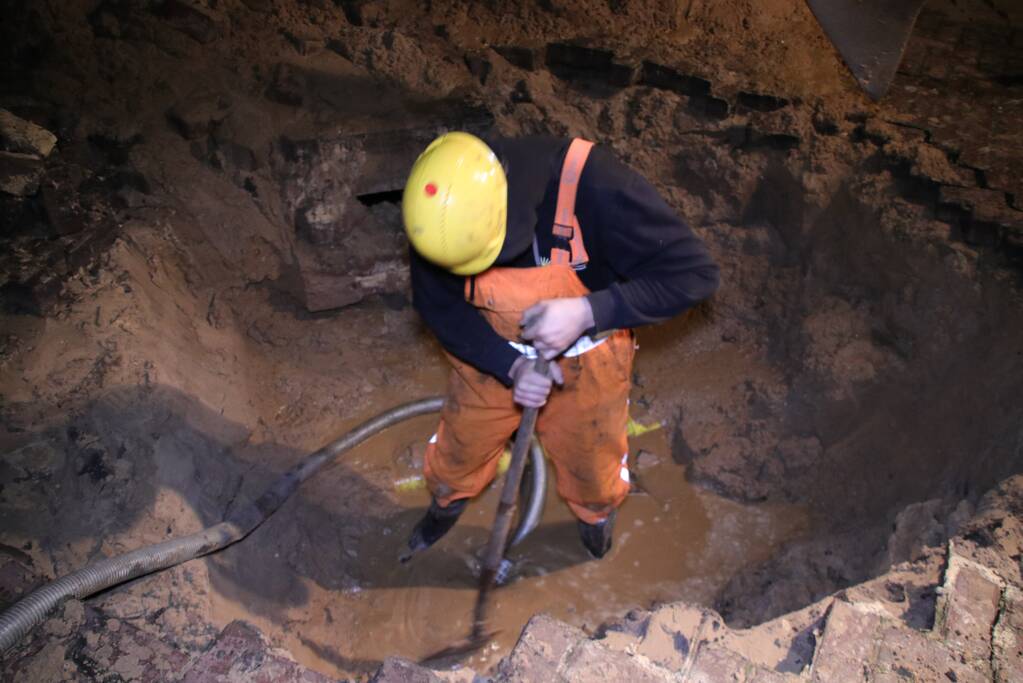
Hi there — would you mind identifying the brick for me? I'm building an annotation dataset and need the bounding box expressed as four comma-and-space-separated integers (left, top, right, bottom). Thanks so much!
687, 644, 749, 682
562, 639, 673, 682
746, 667, 800, 683
688, 94, 730, 120
635, 602, 710, 671
923, 57, 952, 81
737, 92, 788, 113
157, 0, 225, 45
241, 0, 273, 12
464, 52, 492, 85
897, 41, 930, 77
76, 606, 192, 683
913, 10, 944, 35
868, 674, 905, 683
0, 108, 57, 157
961, 23, 1012, 47
721, 606, 827, 675
597, 610, 649, 655
875, 625, 987, 682
180, 620, 336, 682
372, 657, 470, 683
0, 151, 44, 197
978, 47, 1007, 75
935, 551, 1003, 666
890, 142, 975, 187
497, 614, 585, 682
296, 253, 409, 312
993, 587, 1023, 683
283, 29, 325, 55
166, 92, 232, 139
545, 43, 636, 87
939, 186, 1023, 228
932, 21, 962, 46
266, 62, 305, 107
810, 601, 883, 682
494, 46, 540, 71
599, 628, 642, 653
639, 61, 711, 96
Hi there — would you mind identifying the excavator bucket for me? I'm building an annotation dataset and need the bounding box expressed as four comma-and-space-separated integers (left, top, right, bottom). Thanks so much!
805, 0, 928, 100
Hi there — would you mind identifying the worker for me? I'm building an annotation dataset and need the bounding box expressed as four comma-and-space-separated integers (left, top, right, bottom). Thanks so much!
401, 132, 719, 559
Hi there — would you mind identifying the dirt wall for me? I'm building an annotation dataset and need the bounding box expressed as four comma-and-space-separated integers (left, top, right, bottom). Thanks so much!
1, 0, 1022, 678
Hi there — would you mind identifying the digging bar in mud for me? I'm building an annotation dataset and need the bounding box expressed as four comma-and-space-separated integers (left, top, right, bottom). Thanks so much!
420, 357, 550, 665
805, 0, 927, 100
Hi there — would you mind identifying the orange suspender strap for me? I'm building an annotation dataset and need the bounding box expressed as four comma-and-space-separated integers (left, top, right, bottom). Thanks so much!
550, 138, 594, 268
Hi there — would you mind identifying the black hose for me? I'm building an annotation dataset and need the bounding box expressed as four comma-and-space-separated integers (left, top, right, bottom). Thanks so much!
0, 397, 548, 654
510, 439, 546, 548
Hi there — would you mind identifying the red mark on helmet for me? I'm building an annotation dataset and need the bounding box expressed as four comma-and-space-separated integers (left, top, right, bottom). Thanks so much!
425, 183, 437, 197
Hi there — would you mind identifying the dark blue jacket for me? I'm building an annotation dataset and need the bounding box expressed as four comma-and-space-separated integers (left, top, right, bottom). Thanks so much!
410, 136, 720, 386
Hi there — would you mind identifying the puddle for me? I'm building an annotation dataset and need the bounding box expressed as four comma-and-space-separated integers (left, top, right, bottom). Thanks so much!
208, 411, 808, 679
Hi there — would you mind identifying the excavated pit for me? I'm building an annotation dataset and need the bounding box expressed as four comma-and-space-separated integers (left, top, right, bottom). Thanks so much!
1, 1, 1022, 681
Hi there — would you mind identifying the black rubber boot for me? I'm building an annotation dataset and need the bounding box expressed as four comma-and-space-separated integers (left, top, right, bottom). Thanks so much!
577, 510, 617, 559
404, 497, 468, 558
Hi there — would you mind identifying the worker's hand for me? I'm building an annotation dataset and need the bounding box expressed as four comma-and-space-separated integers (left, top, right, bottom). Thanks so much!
520, 297, 595, 359
509, 356, 564, 408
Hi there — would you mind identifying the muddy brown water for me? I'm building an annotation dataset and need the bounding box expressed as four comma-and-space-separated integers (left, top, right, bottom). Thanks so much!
208, 407, 807, 679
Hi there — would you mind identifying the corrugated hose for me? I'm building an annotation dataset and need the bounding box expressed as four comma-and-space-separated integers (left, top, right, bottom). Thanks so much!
0, 397, 547, 654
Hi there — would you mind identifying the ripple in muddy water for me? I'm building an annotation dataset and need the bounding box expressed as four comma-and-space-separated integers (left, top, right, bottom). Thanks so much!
208, 413, 807, 679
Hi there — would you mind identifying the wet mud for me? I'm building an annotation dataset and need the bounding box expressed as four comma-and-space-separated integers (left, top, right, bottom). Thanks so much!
204, 410, 805, 678
2, 0, 1022, 680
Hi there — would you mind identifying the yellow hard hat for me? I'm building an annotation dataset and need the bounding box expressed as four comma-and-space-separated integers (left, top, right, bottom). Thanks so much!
402, 132, 507, 275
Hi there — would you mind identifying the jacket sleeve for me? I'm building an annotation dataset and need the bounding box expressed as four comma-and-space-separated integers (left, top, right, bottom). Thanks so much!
409, 249, 522, 386
579, 152, 720, 332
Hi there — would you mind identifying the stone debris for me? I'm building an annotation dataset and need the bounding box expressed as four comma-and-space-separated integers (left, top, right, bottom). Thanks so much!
688, 643, 790, 682
284, 28, 326, 56
179, 620, 337, 682
0, 109, 57, 158
8, 513, 1008, 683
0, 109, 57, 196
1, 599, 192, 682
494, 46, 541, 72
0, 543, 43, 610
545, 42, 638, 87
267, 62, 307, 107
939, 186, 1023, 239
883, 498, 947, 566
240, 0, 273, 13
635, 449, 662, 469
618, 602, 710, 670
1, 1, 1022, 682
156, 0, 226, 45
495, 613, 586, 681
872, 622, 988, 683
810, 601, 883, 681
0, 151, 46, 197
887, 8, 1023, 205
993, 586, 1023, 683
374, 534, 1020, 682
934, 543, 1005, 667
600, 603, 803, 681
802, 542, 1017, 683
270, 104, 490, 311
372, 657, 475, 682
298, 258, 410, 312
167, 93, 234, 140
561, 638, 676, 682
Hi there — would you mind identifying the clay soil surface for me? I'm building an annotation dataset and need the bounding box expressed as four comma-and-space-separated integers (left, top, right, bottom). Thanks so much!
201, 410, 805, 675
2, 0, 1023, 681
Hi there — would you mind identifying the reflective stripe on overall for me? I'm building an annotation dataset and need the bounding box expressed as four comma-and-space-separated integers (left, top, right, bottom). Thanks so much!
423, 139, 634, 525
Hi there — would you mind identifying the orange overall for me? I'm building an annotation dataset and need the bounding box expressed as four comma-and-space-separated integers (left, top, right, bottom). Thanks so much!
423, 139, 634, 525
